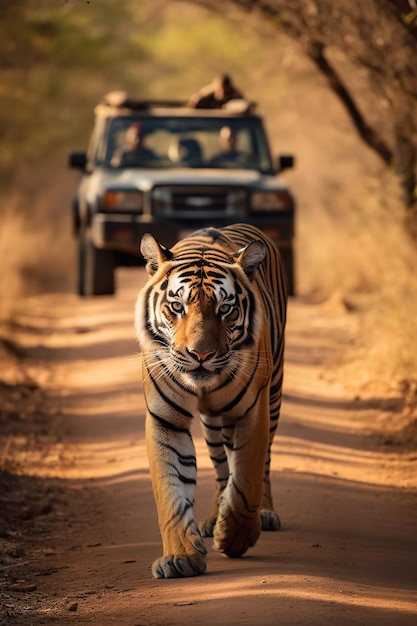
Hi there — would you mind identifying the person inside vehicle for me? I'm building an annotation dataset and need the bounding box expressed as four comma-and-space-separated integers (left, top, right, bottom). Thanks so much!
111, 122, 155, 166
188, 74, 244, 109
210, 126, 244, 165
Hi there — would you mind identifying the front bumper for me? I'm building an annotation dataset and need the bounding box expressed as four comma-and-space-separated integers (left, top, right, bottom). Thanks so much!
90, 212, 295, 256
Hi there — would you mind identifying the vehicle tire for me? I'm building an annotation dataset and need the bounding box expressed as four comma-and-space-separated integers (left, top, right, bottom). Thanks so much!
72, 197, 81, 236
280, 247, 295, 297
78, 228, 115, 296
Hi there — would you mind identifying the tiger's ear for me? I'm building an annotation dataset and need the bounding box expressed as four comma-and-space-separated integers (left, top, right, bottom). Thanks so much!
140, 233, 173, 276
235, 240, 266, 280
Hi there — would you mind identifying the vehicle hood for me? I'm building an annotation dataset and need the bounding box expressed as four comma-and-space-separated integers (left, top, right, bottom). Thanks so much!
87, 166, 289, 195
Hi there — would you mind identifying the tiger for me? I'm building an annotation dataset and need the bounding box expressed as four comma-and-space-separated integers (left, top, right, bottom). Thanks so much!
135, 223, 287, 579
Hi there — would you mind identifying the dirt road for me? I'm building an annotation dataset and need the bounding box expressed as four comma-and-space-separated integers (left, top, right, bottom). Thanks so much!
1, 269, 416, 625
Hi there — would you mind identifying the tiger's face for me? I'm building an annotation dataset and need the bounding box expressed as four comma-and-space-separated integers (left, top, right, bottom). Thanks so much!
150, 266, 250, 389
136, 232, 266, 392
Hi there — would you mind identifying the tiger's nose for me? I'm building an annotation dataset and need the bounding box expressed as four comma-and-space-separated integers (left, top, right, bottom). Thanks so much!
188, 348, 215, 363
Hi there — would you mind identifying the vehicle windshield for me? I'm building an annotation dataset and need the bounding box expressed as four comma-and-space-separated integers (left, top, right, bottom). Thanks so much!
104, 116, 274, 174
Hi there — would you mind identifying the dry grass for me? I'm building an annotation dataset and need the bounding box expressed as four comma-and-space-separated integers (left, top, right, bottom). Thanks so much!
296, 160, 417, 388
0, 165, 76, 322
255, 46, 417, 391
359, 221, 417, 386
0, 207, 27, 321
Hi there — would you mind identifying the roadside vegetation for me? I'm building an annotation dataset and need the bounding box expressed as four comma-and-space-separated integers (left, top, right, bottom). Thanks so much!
0, 0, 416, 403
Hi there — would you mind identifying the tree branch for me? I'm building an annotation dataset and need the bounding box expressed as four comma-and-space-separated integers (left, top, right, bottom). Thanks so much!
307, 41, 392, 165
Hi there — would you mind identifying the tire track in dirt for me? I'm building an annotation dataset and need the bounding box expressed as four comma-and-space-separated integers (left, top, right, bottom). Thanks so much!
1, 269, 416, 625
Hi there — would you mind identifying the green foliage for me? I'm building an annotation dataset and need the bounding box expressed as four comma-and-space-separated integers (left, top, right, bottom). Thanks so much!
0, 0, 267, 180
0, 1, 145, 174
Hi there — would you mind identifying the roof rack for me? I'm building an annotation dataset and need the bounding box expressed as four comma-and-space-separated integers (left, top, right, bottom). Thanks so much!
96, 91, 257, 115
221, 99, 257, 114
99, 91, 187, 111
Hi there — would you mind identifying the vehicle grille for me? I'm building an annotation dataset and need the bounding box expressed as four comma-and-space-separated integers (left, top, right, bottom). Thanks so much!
152, 185, 248, 216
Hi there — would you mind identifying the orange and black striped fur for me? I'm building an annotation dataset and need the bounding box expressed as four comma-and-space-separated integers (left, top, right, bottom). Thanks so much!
135, 224, 287, 578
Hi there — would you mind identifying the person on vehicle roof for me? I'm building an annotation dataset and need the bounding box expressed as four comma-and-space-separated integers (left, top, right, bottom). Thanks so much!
111, 122, 155, 166
188, 75, 244, 109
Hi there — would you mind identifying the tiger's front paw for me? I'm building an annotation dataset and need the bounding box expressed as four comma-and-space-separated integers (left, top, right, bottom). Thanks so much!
153, 518, 207, 578
214, 515, 261, 558
152, 553, 207, 579
260, 508, 281, 531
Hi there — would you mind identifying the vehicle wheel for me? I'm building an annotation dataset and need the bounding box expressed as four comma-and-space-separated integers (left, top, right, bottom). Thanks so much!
281, 247, 295, 297
78, 228, 115, 296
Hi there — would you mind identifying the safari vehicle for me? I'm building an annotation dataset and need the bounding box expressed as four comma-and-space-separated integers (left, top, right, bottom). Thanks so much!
68, 91, 296, 296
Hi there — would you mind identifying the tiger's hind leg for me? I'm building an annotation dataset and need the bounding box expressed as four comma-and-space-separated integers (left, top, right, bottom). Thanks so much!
260, 394, 282, 531
198, 414, 229, 538
260, 448, 281, 531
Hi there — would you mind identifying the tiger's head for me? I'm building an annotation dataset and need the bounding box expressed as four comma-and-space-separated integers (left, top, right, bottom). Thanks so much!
135, 231, 266, 392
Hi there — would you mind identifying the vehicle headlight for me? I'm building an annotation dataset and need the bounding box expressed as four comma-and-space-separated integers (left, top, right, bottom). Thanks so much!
251, 191, 292, 211
102, 190, 143, 212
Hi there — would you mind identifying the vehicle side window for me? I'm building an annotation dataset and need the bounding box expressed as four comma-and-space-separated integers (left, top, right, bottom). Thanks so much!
87, 119, 106, 166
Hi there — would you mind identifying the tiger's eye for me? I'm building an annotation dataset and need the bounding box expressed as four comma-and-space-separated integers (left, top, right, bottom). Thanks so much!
218, 303, 232, 316
170, 301, 184, 314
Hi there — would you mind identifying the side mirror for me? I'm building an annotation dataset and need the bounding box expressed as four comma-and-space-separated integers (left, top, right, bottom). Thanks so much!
68, 150, 87, 170
276, 155, 294, 173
